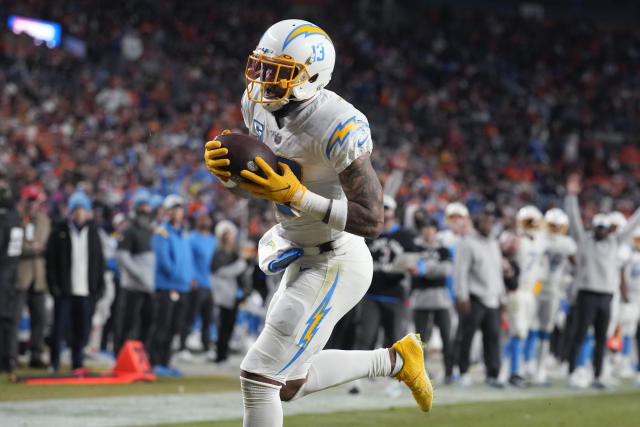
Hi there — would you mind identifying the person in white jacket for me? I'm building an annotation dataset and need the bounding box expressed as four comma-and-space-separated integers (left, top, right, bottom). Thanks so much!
212, 220, 248, 363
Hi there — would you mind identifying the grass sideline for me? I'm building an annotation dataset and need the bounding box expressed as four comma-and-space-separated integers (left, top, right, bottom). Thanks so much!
0, 369, 239, 402
146, 390, 640, 427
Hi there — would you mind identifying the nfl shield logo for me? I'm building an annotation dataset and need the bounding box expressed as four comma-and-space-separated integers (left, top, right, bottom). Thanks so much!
274, 134, 282, 144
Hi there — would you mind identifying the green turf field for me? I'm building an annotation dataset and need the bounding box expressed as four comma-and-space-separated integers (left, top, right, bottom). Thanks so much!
146, 390, 640, 427
0, 371, 239, 401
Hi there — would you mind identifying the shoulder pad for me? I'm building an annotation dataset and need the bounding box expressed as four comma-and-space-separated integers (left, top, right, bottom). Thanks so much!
154, 227, 169, 238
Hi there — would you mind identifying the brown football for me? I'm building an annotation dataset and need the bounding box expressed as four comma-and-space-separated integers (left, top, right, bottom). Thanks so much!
215, 133, 278, 186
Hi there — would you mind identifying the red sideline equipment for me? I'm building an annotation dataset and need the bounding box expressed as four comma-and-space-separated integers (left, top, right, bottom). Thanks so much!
12, 340, 156, 385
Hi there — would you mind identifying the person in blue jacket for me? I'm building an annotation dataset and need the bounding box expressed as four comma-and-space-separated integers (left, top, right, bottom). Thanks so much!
178, 209, 217, 360
149, 195, 193, 375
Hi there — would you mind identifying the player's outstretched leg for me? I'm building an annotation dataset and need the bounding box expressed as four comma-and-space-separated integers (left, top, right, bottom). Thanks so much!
392, 333, 434, 412
281, 334, 433, 412
282, 347, 402, 401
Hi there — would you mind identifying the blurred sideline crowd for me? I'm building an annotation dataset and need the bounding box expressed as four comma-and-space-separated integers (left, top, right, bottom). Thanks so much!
330, 179, 640, 392
1, 0, 640, 389
2, 174, 640, 392
0, 184, 275, 376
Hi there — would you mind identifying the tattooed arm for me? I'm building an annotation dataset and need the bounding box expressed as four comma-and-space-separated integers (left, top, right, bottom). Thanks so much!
337, 153, 384, 239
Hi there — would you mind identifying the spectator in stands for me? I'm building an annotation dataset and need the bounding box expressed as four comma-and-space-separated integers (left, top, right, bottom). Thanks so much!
212, 220, 247, 364
115, 188, 155, 354
454, 209, 505, 388
14, 185, 50, 368
409, 215, 454, 384
46, 190, 105, 373
565, 174, 640, 389
0, 175, 22, 374
150, 195, 166, 226
149, 195, 193, 375
179, 209, 216, 361
4, 1, 640, 235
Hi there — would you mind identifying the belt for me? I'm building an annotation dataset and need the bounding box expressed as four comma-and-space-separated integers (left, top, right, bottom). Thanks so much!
301, 234, 353, 256
317, 240, 336, 253
302, 240, 336, 256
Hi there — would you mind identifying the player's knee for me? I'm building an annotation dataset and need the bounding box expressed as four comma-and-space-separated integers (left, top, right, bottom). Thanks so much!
279, 378, 306, 402
279, 385, 297, 402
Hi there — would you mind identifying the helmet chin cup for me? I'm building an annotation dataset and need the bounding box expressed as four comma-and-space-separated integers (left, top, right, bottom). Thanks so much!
262, 97, 290, 112
262, 79, 323, 112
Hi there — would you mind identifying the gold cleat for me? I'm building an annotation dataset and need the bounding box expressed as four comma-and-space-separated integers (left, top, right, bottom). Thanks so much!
392, 333, 433, 412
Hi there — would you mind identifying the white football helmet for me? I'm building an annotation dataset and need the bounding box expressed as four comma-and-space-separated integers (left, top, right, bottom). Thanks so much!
544, 208, 569, 234
608, 211, 627, 233
592, 213, 612, 229
516, 205, 543, 234
245, 19, 336, 111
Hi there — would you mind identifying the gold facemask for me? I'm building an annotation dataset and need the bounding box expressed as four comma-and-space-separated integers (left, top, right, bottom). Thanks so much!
519, 218, 542, 233
547, 222, 568, 235
245, 53, 312, 104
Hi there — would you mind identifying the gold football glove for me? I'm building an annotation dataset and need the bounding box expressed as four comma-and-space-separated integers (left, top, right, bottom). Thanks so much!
532, 281, 544, 295
204, 130, 231, 181
240, 157, 306, 205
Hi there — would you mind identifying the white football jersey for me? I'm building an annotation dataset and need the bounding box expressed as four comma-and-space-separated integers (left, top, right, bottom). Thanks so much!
241, 89, 373, 247
542, 233, 577, 298
624, 250, 640, 303
516, 231, 548, 293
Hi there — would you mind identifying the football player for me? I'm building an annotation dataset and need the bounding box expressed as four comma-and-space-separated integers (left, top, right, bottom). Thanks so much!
606, 211, 632, 361
565, 174, 640, 389
620, 229, 640, 382
204, 20, 432, 426
506, 205, 547, 387
531, 208, 576, 385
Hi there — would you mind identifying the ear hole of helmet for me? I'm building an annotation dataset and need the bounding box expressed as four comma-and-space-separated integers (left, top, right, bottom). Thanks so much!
309, 74, 318, 83
521, 218, 540, 229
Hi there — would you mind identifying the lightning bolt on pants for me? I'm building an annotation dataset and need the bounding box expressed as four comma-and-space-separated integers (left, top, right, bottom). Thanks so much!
240, 237, 374, 427
240, 237, 373, 383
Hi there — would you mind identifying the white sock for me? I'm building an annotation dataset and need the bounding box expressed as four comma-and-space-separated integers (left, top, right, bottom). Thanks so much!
292, 348, 396, 400
241, 377, 283, 427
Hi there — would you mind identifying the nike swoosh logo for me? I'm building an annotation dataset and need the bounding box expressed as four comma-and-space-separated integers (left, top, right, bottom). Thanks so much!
270, 185, 291, 193
357, 136, 369, 147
